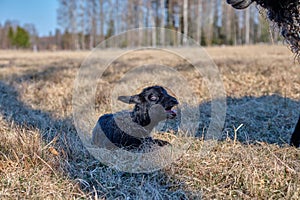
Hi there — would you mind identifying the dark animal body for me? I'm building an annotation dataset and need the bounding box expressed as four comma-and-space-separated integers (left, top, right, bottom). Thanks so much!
227, 0, 300, 55
227, 0, 300, 147
92, 86, 178, 151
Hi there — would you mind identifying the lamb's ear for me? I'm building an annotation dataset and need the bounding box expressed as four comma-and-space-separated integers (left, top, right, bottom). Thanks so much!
118, 95, 141, 104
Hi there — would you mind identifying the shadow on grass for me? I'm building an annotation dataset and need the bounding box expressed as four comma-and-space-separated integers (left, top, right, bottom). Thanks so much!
0, 69, 299, 198
195, 95, 299, 146
159, 96, 299, 146
0, 79, 197, 199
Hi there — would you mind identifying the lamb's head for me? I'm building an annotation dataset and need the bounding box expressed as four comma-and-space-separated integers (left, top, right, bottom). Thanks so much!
118, 86, 178, 128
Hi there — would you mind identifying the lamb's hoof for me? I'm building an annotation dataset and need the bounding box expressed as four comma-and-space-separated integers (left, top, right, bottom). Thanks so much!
153, 139, 170, 147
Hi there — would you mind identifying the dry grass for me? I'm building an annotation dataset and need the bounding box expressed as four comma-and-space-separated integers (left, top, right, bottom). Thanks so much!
0, 45, 299, 199
0, 117, 86, 199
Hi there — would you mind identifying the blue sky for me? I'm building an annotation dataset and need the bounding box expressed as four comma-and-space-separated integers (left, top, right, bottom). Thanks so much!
0, 0, 59, 36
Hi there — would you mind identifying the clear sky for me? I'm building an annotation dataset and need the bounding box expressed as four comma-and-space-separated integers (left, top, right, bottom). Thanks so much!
0, 0, 59, 36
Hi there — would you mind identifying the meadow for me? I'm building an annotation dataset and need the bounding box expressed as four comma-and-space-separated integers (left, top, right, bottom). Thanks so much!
0, 45, 299, 199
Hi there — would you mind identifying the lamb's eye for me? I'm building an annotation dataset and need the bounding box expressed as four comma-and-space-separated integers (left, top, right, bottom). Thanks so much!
149, 95, 158, 101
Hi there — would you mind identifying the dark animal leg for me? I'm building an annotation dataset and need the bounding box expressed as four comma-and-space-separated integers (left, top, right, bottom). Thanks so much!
290, 116, 300, 147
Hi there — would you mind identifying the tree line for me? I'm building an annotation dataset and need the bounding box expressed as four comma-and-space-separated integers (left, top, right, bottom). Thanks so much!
0, 21, 34, 49
0, 0, 282, 50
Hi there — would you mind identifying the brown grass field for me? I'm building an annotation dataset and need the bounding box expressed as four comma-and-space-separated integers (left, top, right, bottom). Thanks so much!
0, 45, 299, 199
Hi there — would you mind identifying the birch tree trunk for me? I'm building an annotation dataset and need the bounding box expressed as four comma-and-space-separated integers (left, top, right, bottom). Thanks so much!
70, 0, 79, 50
138, 0, 144, 46
245, 7, 250, 44
79, 0, 85, 49
183, 0, 188, 45
99, 0, 104, 43
160, 0, 165, 46
196, 0, 202, 45
149, 2, 156, 47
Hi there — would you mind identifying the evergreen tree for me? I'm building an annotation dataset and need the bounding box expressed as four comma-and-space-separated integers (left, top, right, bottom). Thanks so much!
11, 26, 30, 48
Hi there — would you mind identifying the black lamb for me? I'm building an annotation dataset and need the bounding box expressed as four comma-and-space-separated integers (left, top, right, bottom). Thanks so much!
91, 85, 178, 151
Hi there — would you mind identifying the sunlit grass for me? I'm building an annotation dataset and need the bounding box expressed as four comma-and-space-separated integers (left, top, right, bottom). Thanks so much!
0, 45, 299, 199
